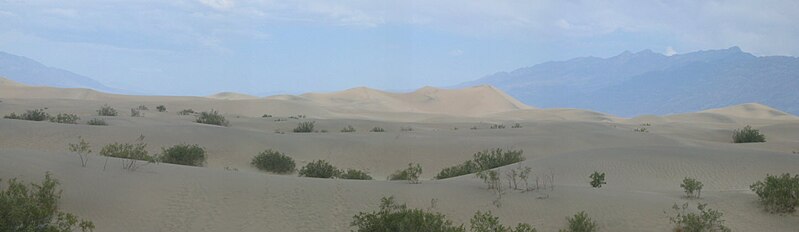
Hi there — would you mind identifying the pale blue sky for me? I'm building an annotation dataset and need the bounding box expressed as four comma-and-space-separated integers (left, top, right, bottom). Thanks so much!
1, 0, 797, 95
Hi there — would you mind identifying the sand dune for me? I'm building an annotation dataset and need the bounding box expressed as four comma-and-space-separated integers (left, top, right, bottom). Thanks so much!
1, 79, 799, 231
207, 92, 260, 100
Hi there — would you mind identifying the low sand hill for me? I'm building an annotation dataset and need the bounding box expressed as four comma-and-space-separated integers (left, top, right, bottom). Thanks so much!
207, 92, 260, 100
1, 78, 799, 231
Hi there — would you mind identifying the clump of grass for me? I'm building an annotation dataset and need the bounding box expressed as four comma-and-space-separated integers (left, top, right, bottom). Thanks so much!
370, 127, 385, 132
97, 104, 117, 116
732, 125, 765, 143
389, 163, 422, 184
160, 144, 207, 167
251, 149, 296, 174
293, 121, 315, 133
4, 109, 50, 121
195, 110, 229, 126
87, 118, 107, 126
50, 113, 80, 124
341, 125, 356, 133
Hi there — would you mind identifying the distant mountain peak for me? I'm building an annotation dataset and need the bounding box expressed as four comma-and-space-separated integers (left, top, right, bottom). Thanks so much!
0, 51, 122, 93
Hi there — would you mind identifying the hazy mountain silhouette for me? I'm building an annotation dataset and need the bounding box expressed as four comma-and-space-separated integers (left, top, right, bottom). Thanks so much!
461, 47, 799, 116
0, 51, 122, 93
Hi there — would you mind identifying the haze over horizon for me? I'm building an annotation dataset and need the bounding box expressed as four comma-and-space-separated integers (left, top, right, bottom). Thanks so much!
1, 0, 798, 96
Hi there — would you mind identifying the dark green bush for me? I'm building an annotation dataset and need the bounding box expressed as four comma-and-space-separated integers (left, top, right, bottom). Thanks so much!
750, 173, 799, 213
341, 125, 356, 133
389, 163, 422, 184
0, 173, 95, 232
97, 104, 117, 116
50, 113, 80, 124
299, 160, 340, 178
4, 109, 50, 121
589, 171, 606, 188
351, 196, 465, 232
732, 125, 765, 143
196, 110, 229, 126
160, 144, 207, 166
471, 211, 537, 232
262, 114, 272, 118
436, 149, 525, 179
681, 177, 704, 198
86, 118, 107, 126
562, 211, 597, 232
436, 161, 478, 179
293, 121, 315, 133
370, 127, 385, 132
251, 149, 296, 174
339, 169, 373, 180
178, 109, 195, 115
668, 203, 730, 232
156, 105, 167, 112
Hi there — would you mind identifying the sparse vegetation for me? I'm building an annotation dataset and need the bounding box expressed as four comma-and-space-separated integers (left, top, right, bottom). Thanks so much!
97, 104, 118, 116
195, 110, 229, 126
136, 105, 149, 111
99, 135, 156, 171
370, 127, 385, 132
341, 125, 356, 133
298, 160, 340, 178
0, 173, 95, 232
156, 105, 166, 112
262, 114, 272, 118
160, 144, 207, 167
668, 203, 730, 232
130, 108, 143, 117
681, 177, 704, 198
4, 109, 50, 121
732, 125, 765, 143
50, 113, 80, 124
178, 109, 195, 115
589, 171, 606, 188
401, 126, 413, 132
562, 211, 598, 232
511, 123, 522, 129
68, 136, 92, 167
339, 169, 374, 180
749, 173, 799, 213
293, 121, 315, 133
471, 211, 537, 232
436, 149, 525, 179
251, 149, 296, 174
633, 127, 648, 133
389, 163, 422, 184
351, 196, 465, 232
490, 124, 506, 129
86, 118, 107, 126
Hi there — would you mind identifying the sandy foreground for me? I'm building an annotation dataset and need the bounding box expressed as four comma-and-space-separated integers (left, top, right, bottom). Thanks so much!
1, 77, 798, 231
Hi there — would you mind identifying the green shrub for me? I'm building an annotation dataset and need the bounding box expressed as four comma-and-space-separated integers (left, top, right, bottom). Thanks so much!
589, 171, 606, 188
99, 135, 155, 170
196, 110, 229, 126
68, 136, 92, 167
436, 161, 478, 179
299, 160, 340, 178
136, 105, 149, 111
130, 108, 143, 117
400, 126, 413, 132
561, 211, 597, 232
97, 104, 117, 116
0, 173, 95, 232
86, 118, 107, 126
293, 121, 315, 133
178, 109, 195, 115
156, 105, 166, 112
262, 114, 272, 118
668, 203, 730, 232
681, 177, 704, 198
351, 196, 465, 232
438, 149, 526, 180
511, 123, 522, 129
370, 127, 385, 132
160, 144, 207, 166
732, 125, 765, 143
471, 211, 537, 232
50, 113, 80, 124
341, 125, 356, 133
750, 173, 799, 213
490, 124, 505, 129
251, 149, 296, 174
4, 109, 50, 121
389, 163, 422, 184
339, 169, 373, 180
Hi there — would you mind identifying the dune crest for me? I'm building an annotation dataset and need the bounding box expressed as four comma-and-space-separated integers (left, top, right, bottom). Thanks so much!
207, 92, 260, 100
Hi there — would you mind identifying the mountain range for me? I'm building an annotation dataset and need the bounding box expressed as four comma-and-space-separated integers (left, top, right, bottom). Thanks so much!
461, 47, 799, 116
0, 51, 121, 93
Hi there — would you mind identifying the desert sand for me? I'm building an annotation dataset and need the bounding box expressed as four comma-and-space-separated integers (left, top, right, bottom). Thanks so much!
1, 76, 798, 231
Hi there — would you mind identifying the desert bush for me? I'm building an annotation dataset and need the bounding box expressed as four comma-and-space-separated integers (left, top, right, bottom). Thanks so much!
251, 149, 296, 174
4, 109, 50, 121
130, 108, 143, 117
589, 171, 606, 188
341, 125, 356, 133
681, 177, 704, 198
436, 149, 525, 180
86, 118, 107, 126
436, 160, 479, 179
293, 121, 315, 133
97, 104, 117, 116
299, 160, 340, 178
511, 123, 522, 129
471, 211, 537, 232
562, 211, 598, 232
668, 203, 730, 232
490, 124, 506, 129
732, 125, 765, 143
389, 163, 422, 184
401, 126, 413, 132
633, 127, 648, 133
351, 196, 465, 232
0, 173, 95, 232
160, 144, 207, 166
68, 136, 92, 167
370, 127, 385, 132
156, 105, 166, 112
178, 109, 195, 115
339, 169, 374, 180
50, 113, 80, 124
196, 110, 229, 126
136, 105, 149, 111
749, 173, 799, 213
99, 135, 155, 170
262, 114, 272, 118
